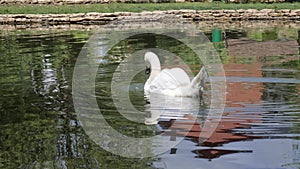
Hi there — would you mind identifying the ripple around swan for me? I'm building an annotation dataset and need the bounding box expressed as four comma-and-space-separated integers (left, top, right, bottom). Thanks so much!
211, 76, 300, 84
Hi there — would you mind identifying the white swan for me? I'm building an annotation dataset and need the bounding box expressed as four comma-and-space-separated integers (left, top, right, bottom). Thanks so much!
144, 52, 207, 97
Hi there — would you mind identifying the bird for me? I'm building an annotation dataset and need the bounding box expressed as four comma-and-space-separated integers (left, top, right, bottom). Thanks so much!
144, 52, 207, 98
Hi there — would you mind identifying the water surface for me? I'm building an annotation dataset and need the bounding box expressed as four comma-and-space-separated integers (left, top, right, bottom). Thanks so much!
0, 23, 299, 169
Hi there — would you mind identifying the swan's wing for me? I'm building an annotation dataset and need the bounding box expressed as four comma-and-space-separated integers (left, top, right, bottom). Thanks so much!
150, 68, 190, 90
190, 66, 207, 88
167, 68, 191, 86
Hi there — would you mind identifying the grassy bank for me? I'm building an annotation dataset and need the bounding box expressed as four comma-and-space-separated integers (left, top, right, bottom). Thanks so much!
0, 2, 299, 14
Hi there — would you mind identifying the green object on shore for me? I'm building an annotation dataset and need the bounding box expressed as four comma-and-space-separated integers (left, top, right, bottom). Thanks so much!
212, 29, 222, 42
212, 29, 224, 51
0, 2, 299, 14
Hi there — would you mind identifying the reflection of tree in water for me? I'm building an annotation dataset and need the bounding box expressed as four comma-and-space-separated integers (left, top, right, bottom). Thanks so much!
109, 33, 203, 73
0, 31, 155, 168
0, 31, 84, 167
262, 59, 299, 103
261, 58, 300, 168
298, 30, 300, 47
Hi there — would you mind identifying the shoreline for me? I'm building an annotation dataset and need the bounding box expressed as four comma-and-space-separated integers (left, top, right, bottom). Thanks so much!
1, 9, 300, 25
1, 20, 299, 31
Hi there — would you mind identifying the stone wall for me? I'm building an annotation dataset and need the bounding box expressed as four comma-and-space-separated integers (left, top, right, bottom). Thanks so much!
0, 19, 299, 31
183, 9, 300, 21
0, 9, 299, 25
0, 0, 292, 4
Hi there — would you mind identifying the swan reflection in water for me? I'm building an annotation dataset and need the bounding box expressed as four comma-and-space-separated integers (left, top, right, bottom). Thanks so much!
143, 51, 207, 125
145, 94, 203, 125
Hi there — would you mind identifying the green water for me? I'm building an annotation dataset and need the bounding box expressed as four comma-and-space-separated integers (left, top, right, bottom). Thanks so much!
0, 25, 300, 169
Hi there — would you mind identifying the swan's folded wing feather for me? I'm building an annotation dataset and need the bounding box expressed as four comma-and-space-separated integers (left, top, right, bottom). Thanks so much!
149, 68, 190, 90
190, 66, 207, 88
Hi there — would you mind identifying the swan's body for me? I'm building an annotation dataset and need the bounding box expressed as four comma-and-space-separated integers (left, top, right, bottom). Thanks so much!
144, 52, 207, 97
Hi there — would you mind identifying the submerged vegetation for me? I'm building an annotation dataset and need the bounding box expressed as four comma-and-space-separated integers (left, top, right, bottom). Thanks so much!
0, 2, 299, 14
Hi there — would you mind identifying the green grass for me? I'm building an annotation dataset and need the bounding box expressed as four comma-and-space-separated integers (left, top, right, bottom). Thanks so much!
0, 2, 299, 14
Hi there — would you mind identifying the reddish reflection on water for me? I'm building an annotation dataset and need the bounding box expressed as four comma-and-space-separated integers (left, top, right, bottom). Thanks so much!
153, 31, 300, 168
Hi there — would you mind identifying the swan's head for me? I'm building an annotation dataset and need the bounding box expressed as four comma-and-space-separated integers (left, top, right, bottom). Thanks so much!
144, 52, 161, 74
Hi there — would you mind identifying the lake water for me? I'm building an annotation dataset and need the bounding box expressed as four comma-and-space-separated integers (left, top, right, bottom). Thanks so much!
0, 21, 299, 169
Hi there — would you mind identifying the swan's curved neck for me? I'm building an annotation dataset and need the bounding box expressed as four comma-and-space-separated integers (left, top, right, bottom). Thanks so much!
145, 52, 161, 85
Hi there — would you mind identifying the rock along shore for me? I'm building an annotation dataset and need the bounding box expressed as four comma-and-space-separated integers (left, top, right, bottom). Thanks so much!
0, 9, 300, 25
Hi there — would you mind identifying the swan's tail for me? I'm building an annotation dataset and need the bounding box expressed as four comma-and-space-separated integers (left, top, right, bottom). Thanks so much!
190, 66, 207, 89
